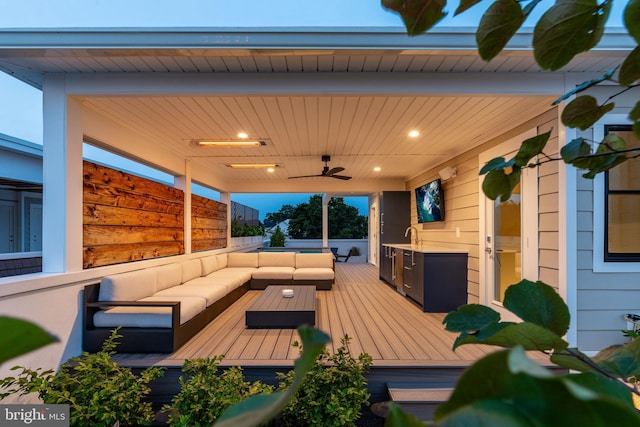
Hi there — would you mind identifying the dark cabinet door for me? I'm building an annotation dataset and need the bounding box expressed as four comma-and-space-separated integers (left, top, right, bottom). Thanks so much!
406, 251, 424, 305
421, 253, 468, 312
402, 250, 420, 302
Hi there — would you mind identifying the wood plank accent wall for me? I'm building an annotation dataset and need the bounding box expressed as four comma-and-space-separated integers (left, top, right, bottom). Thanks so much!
191, 194, 227, 252
82, 161, 186, 268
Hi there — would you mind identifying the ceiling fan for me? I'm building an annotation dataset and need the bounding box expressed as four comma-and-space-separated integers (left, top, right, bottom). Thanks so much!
289, 155, 352, 180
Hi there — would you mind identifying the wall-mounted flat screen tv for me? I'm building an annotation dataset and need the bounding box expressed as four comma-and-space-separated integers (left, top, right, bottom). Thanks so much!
415, 179, 444, 223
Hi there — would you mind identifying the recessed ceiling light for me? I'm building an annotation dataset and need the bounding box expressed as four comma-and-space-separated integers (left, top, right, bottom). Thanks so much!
237, 132, 249, 139
228, 163, 278, 169
408, 130, 420, 138
267, 167, 275, 173
374, 166, 381, 172
194, 139, 266, 147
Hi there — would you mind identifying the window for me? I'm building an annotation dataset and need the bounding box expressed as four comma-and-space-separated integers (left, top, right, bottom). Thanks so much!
604, 125, 640, 262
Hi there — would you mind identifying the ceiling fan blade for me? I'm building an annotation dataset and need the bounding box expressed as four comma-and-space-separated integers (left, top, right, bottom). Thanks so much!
331, 174, 352, 180
288, 174, 322, 179
326, 167, 345, 176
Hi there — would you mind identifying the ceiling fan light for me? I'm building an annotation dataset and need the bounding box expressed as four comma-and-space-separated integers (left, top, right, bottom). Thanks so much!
228, 163, 277, 169
194, 139, 265, 147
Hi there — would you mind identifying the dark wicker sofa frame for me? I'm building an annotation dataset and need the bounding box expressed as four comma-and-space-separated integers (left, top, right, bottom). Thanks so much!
82, 281, 249, 353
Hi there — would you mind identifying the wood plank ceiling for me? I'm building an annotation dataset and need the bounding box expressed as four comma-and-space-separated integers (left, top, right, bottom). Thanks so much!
0, 44, 628, 190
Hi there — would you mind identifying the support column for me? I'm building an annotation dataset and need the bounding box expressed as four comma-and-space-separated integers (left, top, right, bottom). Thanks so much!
220, 191, 231, 247
42, 74, 84, 272
322, 194, 329, 248
175, 159, 192, 255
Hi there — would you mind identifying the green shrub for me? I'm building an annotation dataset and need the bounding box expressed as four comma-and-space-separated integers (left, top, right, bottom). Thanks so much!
270, 225, 286, 247
165, 356, 273, 426
276, 335, 372, 427
0, 328, 163, 427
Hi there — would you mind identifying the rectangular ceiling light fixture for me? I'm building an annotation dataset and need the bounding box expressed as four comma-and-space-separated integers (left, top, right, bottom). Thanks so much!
228, 163, 277, 169
194, 139, 266, 147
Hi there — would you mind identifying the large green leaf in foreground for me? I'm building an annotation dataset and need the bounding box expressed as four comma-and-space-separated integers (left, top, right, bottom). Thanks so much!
434, 347, 640, 426
0, 316, 57, 365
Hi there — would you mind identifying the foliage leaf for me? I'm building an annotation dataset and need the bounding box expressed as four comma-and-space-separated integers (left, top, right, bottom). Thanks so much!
454, 0, 483, 15
533, 0, 612, 71
591, 337, 640, 379
631, 101, 640, 122
216, 326, 329, 427
560, 137, 592, 168
476, 0, 525, 61
551, 348, 601, 373
479, 156, 515, 175
435, 347, 640, 426
443, 304, 500, 332
625, 0, 640, 44
561, 95, 615, 130
552, 69, 616, 105
481, 166, 521, 201
502, 280, 570, 337
514, 131, 551, 166
454, 321, 568, 351
0, 316, 57, 365
579, 134, 628, 179
384, 402, 426, 426
619, 46, 640, 86
381, 0, 447, 36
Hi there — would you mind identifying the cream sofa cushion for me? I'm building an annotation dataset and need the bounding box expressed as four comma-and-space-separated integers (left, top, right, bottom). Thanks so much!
295, 253, 334, 269
227, 252, 259, 268
93, 295, 206, 327
252, 266, 295, 280
99, 269, 156, 302
258, 252, 296, 267
181, 259, 202, 282
293, 268, 335, 281
216, 253, 228, 269
154, 263, 182, 292
155, 278, 229, 306
200, 255, 219, 276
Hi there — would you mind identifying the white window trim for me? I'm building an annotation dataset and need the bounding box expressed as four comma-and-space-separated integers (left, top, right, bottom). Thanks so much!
592, 114, 640, 272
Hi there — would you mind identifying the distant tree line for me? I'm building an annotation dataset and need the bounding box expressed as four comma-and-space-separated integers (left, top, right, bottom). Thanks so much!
265, 195, 368, 239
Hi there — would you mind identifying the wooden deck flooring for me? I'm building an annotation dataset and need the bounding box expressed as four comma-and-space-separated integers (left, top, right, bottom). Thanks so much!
113, 262, 510, 369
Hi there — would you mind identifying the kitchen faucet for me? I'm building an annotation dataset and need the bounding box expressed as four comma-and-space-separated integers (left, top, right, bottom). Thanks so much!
404, 226, 419, 246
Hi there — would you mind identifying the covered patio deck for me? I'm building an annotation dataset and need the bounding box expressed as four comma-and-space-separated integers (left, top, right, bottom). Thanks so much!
110, 262, 554, 420
112, 262, 495, 368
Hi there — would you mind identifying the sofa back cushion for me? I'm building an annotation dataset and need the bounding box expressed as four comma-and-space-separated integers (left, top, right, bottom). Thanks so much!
200, 255, 219, 276
258, 251, 296, 268
227, 252, 259, 268
296, 253, 334, 269
181, 259, 202, 283
216, 253, 228, 269
99, 268, 157, 302
154, 263, 182, 292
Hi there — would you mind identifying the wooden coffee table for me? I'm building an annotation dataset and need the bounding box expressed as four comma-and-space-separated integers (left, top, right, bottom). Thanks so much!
246, 285, 316, 329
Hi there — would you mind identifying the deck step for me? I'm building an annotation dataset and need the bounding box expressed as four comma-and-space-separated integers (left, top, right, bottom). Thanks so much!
384, 382, 454, 421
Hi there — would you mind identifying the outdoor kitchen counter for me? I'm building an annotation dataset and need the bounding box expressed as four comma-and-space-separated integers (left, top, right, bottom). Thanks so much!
382, 243, 468, 253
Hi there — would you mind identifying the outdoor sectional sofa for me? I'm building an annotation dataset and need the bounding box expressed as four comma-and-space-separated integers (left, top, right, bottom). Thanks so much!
83, 251, 335, 353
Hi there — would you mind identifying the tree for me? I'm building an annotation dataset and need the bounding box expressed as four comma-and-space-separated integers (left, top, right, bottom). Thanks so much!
382, 0, 640, 201
264, 204, 295, 228
285, 195, 368, 239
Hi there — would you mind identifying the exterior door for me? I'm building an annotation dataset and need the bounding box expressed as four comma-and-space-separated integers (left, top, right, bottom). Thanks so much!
0, 201, 17, 253
29, 203, 43, 251
479, 130, 539, 318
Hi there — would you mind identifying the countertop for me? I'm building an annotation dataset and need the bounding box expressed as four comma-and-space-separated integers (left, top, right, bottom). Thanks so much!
382, 243, 468, 253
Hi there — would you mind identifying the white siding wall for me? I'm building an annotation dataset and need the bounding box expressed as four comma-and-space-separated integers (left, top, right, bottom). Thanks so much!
406, 108, 559, 304
575, 87, 640, 352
